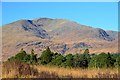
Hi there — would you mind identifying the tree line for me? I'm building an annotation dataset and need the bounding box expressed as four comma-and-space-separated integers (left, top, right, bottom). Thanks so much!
8, 47, 120, 68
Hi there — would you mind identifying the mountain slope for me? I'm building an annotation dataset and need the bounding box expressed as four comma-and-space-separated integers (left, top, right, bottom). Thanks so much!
2, 18, 118, 60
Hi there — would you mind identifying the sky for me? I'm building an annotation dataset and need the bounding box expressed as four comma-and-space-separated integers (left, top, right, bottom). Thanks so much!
1, 2, 118, 31
1, 0, 119, 2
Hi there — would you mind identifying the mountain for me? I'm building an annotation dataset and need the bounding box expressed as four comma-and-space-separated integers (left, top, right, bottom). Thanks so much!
2, 18, 118, 60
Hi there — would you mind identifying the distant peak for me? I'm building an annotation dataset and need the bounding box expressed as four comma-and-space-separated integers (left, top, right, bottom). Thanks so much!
10, 19, 31, 24
33, 18, 54, 22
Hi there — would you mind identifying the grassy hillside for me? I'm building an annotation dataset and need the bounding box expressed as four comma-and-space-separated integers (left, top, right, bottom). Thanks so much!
2, 18, 118, 61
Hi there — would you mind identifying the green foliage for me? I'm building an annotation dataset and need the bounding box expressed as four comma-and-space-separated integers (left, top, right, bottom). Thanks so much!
8, 56, 16, 61
77, 54, 89, 68
52, 52, 60, 60
39, 47, 53, 65
50, 54, 66, 66
15, 48, 28, 61
107, 52, 115, 67
73, 52, 91, 68
30, 54, 37, 64
111, 53, 119, 61
88, 52, 115, 68
29, 49, 37, 64
23, 54, 31, 63
83, 52, 91, 63
88, 55, 97, 68
114, 55, 120, 68
65, 54, 74, 67
8, 47, 119, 69
73, 54, 80, 67
9, 48, 38, 64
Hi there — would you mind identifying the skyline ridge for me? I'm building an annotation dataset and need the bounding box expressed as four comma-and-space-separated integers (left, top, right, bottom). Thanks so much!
2, 2, 118, 31
3, 17, 118, 32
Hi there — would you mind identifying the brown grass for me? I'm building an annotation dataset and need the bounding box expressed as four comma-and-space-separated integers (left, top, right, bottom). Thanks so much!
35, 65, 119, 78
2, 61, 119, 78
2, 60, 38, 78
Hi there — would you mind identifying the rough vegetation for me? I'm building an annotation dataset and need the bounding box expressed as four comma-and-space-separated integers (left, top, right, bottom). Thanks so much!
7, 47, 120, 68
2, 60, 38, 78
2, 47, 120, 78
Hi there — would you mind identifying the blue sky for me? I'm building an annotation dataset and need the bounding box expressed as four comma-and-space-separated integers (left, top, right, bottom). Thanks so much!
2, 2, 118, 31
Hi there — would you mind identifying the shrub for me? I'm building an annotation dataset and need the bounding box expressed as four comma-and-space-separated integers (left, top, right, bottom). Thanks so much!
65, 54, 74, 67
114, 55, 120, 68
2, 60, 38, 78
8, 56, 16, 61
89, 52, 115, 68
7, 47, 119, 69
39, 47, 53, 64
29, 49, 37, 64
50, 55, 66, 66
15, 48, 28, 61
23, 54, 31, 63
73, 53, 90, 68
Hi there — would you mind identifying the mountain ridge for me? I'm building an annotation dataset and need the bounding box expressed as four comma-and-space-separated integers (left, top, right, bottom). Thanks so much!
2, 18, 118, 61
3, 18, 118, 32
